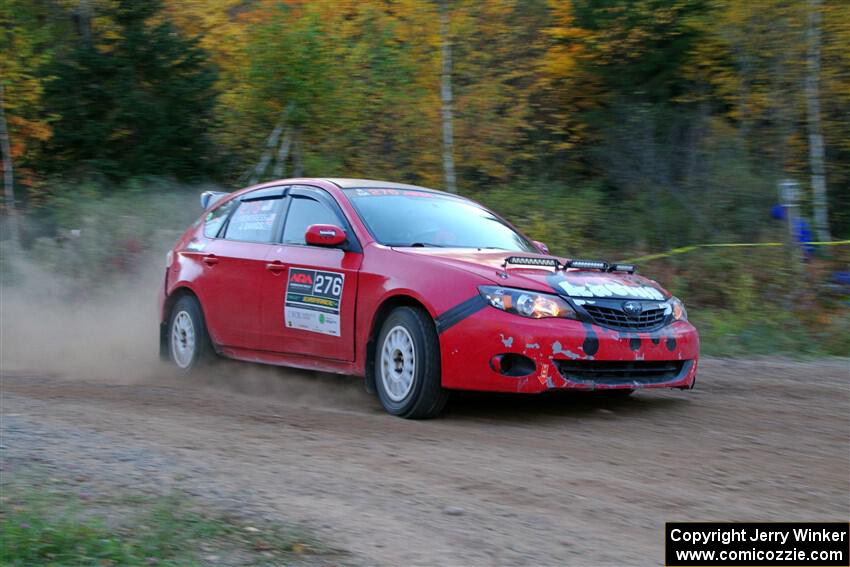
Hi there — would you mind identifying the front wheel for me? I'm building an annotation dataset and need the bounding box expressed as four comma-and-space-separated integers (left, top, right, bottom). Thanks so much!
168, 295, 215, 373
375, 307, 448, 419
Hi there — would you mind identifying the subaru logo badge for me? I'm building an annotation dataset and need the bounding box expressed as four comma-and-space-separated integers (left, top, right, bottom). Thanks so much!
623, 301, 642, 316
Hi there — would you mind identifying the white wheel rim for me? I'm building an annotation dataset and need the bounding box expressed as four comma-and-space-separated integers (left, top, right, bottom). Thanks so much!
380, 325, 416, 402
171, 310, 196, 369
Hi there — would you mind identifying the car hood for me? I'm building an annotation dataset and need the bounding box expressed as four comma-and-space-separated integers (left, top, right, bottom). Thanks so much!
392, 248, 671, 300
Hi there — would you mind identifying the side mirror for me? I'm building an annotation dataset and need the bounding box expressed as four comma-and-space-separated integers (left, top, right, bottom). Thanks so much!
533, 240, 550, 254
305, 224, 347, 247
200, 190, 227, 209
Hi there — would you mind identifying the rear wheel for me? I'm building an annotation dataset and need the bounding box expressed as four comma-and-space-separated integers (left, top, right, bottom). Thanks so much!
375, 307, 448, 419
168, 295, 215, 373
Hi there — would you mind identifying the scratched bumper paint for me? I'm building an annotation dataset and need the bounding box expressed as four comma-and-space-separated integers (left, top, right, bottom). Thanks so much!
439, 307, 699, 393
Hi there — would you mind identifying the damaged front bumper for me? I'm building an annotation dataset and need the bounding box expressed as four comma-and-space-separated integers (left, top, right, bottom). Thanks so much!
439, 306, 699, 393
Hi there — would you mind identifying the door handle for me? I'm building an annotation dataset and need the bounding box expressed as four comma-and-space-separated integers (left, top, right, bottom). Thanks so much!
266, 261, 286, 273
202, 254, 219, 266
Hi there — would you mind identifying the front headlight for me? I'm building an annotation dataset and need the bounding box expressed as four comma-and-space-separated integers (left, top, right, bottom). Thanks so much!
479, 286, 578, 320
669, 297, 688, 321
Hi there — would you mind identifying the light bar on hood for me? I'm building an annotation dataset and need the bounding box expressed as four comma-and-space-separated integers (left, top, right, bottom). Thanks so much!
609, 263, 637, 273
503, 256, 560, 268
565, 259, 608, 270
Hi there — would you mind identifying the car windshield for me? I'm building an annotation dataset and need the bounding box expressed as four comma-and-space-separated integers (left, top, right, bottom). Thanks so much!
345, 188, 537, 252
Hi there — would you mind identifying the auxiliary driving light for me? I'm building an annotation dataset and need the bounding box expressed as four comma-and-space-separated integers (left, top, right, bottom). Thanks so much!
565, 259, 608, 270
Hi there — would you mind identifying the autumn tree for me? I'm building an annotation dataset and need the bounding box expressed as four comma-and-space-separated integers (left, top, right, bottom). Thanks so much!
3, 0, 847, 242
40, 0, 218, 180
0, 0, 57, 220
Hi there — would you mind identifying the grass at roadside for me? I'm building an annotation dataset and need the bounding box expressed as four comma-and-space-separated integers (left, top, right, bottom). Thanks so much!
693, 308, 850, 357
0, 473, 343, 566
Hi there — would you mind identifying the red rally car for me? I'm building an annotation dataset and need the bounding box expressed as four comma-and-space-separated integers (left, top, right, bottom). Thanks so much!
160, 178, 699, 418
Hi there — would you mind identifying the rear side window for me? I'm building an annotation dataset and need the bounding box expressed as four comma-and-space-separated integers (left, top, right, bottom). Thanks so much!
223, 199, 282, 242
282, 196, 342, 245
203, 200, 236, 238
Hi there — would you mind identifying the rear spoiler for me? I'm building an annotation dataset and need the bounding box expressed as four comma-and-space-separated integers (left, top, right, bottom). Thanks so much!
200, 191, 228, 209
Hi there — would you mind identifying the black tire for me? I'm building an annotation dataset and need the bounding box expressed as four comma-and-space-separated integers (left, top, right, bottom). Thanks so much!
167, 295, 215, 374
374, 307, 448, 419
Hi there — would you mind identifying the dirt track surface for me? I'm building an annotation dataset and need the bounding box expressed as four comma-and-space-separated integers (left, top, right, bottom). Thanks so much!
2, 358, 849, 566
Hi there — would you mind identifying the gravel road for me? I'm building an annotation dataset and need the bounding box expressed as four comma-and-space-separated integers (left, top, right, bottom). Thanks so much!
2, 357, 848, 566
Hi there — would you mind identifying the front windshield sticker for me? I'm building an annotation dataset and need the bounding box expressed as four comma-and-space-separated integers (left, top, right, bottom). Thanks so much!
352, 188, 435, 198
558, 279, 665, 300
285, 268, 345, 336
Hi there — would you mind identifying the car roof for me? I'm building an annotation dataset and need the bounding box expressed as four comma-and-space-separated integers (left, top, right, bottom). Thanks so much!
323, 178, 454, 196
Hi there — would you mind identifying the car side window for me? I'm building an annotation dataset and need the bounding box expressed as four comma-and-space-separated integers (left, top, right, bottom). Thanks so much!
223, 198, 283, 243
203, 199, 236, 238
282, 195, 342, 245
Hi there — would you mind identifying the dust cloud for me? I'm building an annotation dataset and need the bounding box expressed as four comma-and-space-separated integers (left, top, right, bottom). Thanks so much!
1, 249, 169, 382
0, 192, 373, 411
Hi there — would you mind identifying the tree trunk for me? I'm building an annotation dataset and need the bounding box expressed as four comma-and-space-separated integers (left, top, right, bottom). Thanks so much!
0, 85, 20, 249
74, 0, 93, 44
292, 129, 304, 177
271, 128, 292, 179
439, 0, 457, 194
249, 121, 284, 185
805, 0, 831, 242
250, 103, 294, 185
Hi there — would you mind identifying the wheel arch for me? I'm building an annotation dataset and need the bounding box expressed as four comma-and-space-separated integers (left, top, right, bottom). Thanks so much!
364, 294, 435, 393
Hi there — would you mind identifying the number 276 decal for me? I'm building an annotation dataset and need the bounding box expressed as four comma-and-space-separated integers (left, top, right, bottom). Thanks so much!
284, 268, 345, 336
314, 273, 343, 297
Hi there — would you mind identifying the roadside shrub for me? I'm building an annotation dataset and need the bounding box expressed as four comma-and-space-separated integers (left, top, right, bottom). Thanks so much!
471, 179, 603, 257
13, 176, 210, 295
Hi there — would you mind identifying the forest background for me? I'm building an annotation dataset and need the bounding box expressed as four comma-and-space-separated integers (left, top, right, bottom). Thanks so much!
2, 0, 848, 355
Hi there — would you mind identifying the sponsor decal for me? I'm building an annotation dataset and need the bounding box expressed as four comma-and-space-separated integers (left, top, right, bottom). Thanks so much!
558, 279, 665, 300
231, 200, 278, 233
284, 268, 345, 336
290, 272, 314, 285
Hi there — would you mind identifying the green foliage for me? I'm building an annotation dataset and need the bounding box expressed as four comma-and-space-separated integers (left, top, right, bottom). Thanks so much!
0, 480, 322, 566
39, 0, 218, 181
694, 308, 849, 357
0, 0, 58, 184
2, 501, 218, 566
16, 177, 200, 293
571, 0, 711, 102
472, 179, 603, 257
228, 1, 440, 185
637, 246, 850, 357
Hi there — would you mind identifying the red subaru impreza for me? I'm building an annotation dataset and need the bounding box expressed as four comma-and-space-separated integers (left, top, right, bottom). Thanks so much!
160, 178, 698, 418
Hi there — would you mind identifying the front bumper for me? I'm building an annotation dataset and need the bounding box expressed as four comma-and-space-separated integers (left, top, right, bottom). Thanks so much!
439, 304, 699, 393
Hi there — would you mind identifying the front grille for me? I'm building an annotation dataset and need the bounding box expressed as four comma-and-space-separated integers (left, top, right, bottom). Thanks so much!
555, 360, 686, 384
582, 304, 668, 332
